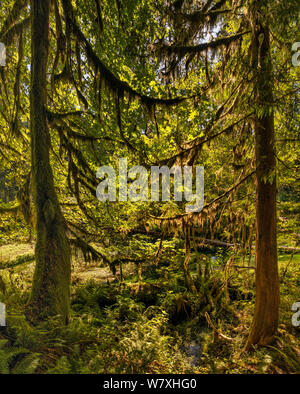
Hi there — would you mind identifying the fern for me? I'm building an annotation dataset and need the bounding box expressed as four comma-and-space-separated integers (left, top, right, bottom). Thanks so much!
0, 341, 39, 374
12, 353, 40, 374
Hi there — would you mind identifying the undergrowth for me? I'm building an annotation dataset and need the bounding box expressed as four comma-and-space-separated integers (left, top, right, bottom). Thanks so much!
0, 253, 299, 374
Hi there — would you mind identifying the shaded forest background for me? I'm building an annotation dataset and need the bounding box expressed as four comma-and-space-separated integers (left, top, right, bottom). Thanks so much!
0, 0, 299, 374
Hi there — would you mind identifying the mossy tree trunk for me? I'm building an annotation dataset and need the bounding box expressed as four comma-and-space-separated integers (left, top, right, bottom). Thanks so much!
28, 0, 71, 324
245, 3, 280, 349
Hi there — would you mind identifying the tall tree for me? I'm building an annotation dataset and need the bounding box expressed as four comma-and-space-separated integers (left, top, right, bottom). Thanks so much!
146, 0, 299, 348
28, 0, 71, 323
245, 1, 279, 349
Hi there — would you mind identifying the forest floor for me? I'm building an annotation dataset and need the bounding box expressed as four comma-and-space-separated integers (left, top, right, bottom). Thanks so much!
0, 242, 299, 374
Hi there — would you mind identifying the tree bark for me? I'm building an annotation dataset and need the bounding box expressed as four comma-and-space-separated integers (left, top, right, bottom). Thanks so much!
28, 0, 71, 324
245, 4, 280, 350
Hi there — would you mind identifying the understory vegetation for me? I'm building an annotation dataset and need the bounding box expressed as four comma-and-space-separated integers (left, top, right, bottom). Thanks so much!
0, 244, 299, 374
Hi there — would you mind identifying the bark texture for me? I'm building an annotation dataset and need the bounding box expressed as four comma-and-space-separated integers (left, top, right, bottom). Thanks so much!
28, 0, 71, 324
245, 3, 280, 350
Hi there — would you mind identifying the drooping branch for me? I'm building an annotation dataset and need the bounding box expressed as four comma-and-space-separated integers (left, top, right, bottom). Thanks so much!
47, 110, 84, 125
68, 231, 109, 264
0, 0, 29, 40
0, 17, 30, 46
149, 170, 255, 224
157, 112, 253, 166
158, 31, 250, 59
61, 0, 193, 109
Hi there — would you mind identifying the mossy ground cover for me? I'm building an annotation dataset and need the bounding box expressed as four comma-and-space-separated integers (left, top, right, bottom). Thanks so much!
0, 243, 298, 374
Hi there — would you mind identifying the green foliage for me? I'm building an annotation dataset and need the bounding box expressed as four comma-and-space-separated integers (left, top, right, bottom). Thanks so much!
0, 339, 39, 374
0, 0, 299, 375
0, 252, 298, 374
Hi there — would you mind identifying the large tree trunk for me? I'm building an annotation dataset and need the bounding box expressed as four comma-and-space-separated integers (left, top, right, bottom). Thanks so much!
245, 5, 280, 350
28, 0, 71, 324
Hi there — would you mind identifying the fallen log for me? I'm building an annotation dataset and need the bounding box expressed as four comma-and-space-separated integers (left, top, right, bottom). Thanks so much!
0, 254, 35, 270
278, 246, 300, 253
195, 238, 300, 253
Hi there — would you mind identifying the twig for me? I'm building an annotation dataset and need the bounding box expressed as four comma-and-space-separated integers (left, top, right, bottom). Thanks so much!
205, 312, 235, 342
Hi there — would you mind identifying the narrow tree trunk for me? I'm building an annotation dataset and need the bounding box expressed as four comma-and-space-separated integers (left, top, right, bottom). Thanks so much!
245, 6, 280, 349
28, 0, 71, 324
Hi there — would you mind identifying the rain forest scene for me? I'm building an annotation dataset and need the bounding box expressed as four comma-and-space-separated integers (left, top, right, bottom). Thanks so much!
0, 0, 299, 377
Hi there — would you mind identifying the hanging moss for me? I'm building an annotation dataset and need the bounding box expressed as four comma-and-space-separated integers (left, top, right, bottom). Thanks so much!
27, 0, 71, 325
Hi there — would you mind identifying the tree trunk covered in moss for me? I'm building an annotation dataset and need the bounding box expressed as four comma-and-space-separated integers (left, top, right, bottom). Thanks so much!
245, 3, 280, 350
28, 0, 71, 324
